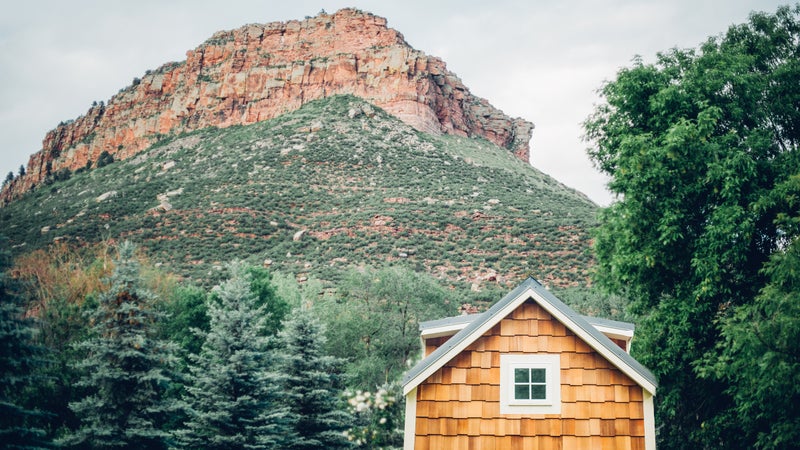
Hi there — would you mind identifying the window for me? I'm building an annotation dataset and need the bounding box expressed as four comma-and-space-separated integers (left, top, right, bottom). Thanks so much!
499, 354, 561, 414
514, 367, 547, 400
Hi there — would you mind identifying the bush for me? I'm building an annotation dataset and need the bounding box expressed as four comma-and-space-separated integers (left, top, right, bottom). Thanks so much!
95, 151, 114, 168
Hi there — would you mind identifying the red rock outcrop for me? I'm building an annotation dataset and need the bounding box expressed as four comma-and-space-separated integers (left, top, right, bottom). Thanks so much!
1, 8, 533, 204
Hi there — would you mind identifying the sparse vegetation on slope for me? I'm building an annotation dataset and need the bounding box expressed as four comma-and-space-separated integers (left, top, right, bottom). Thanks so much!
0, 95, 596, 292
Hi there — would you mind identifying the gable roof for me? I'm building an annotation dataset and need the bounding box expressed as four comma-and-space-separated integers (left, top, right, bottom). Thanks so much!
402, 277, 657, 395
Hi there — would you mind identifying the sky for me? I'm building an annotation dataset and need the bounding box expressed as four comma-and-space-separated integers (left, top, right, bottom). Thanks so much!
0, 0, 789, 205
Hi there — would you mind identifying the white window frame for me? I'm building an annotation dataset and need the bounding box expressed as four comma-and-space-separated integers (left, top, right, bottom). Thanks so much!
499, 354, 561, 414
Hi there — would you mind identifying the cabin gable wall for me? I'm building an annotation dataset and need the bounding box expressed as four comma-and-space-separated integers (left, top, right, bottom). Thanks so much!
412, 299, 646, 449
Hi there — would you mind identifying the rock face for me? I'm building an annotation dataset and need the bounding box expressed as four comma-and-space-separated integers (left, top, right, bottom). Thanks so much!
1, 8, 533, 204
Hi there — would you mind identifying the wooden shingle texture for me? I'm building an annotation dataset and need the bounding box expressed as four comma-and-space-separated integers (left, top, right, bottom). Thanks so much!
412, 299, 646, 450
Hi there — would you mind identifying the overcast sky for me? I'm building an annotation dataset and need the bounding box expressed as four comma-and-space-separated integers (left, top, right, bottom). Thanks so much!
0, 0, 788, 205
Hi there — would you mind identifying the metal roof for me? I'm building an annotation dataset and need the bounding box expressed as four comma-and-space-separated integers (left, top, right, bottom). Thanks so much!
582, 315, 635, 333
402, 277, 657, 395
419, 313, 483, 332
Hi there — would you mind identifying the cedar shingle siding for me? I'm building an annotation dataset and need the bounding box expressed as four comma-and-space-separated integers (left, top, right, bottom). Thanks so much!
413, 299, 646, 450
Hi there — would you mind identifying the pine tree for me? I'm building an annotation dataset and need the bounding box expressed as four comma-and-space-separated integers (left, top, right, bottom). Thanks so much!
176, 262, 295, 450
60, 241, 178, 450
280, 307, 353, 450
0, 236, 51, 449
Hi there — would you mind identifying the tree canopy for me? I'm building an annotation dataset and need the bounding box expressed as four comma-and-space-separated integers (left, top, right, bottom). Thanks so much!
280, 307, 353, 450
60, 241, 179, 450
0, 236, 50, 449
176, 262, 295, 450
319, 266, 454, 389
584, 5, 800, 449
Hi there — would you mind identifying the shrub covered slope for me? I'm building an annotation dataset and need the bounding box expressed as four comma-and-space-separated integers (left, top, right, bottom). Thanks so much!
0, 95, 596, 291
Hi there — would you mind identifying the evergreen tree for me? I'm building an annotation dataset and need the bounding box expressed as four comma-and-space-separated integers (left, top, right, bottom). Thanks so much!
176, 262, 295, 450
280, 307, 353, 450
60, 241, 178, 450
0, 235, 50, 449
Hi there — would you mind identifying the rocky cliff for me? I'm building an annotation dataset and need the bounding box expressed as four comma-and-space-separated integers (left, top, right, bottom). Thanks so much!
1, 8, 533, 204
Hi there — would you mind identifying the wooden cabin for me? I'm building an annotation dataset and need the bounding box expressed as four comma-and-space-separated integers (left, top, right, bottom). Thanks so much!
402, 278, 657, 449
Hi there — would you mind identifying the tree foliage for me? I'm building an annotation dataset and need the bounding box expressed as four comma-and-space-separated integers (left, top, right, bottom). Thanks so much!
584, 5, 800, 448
30, 295, 93, 441
5, 239, 451, 448
176, 262, 295, 450
280, 307, 353, 450
701, 239, 800, 449
60, 241, 178, 450
245, 265, 291, 337
319, 266, 454, 389
13, 241, 181, 440
0, 236, 51, 449
157, 284, 208, 360
95, 151, 114, 168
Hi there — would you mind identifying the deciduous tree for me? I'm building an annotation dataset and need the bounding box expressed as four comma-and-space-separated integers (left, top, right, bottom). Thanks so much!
320, 266, 453, 389
584, 5, 799, 448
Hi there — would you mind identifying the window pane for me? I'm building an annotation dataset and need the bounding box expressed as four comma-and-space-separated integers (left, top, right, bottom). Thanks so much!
531, 368, 546, 383
530, 384, 546, 400
514, 368, 529, 383
514, 384, 530, 400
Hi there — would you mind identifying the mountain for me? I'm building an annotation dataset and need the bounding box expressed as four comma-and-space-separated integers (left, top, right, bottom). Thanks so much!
0, 9, 597, 293
0, 95, 595, 292
1, 8, 532, 205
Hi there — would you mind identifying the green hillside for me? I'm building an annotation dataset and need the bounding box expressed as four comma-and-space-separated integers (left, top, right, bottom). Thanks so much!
0, 95, 597, 292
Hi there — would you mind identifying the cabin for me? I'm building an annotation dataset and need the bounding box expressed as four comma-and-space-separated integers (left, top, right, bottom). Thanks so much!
402, 278, 657, 449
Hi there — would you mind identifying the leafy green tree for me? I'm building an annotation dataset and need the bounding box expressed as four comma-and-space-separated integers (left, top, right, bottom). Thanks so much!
702, 239, 800, 449
176, 262, 295, 450
3, 171, 13, 186
158, 284, 208, 360
158, 267, 289, 364
11, 242, 111, 439
6, 243, 106, 440
18, 165, 25, 177
0, 236, 51, 449
555, 286, 635, 322
584, 5, 800, 448
60, 241, 179, 450
246, 265, 291, 337
320, 266, 453, 389
700, 173, 800, 448
280, 307, 353, 449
